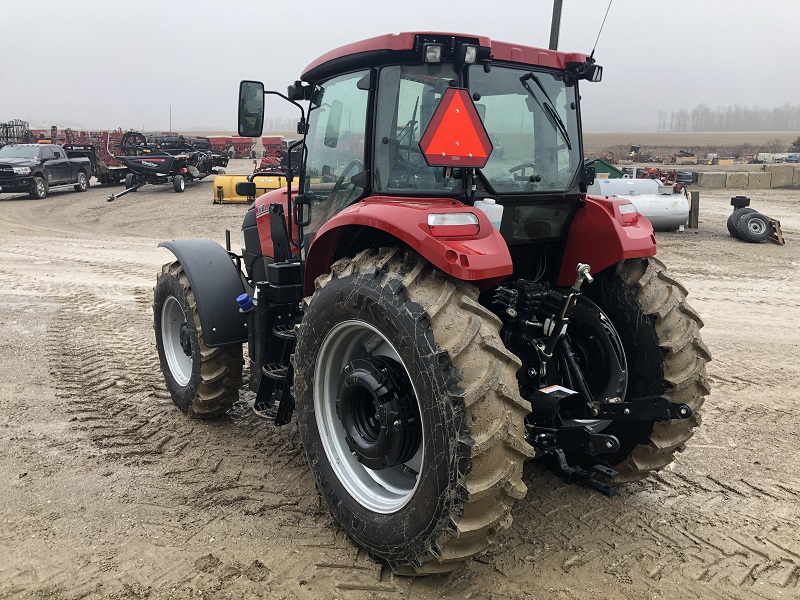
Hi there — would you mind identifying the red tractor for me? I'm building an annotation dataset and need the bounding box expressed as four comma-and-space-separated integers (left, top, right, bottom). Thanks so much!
153, 32, 709, 574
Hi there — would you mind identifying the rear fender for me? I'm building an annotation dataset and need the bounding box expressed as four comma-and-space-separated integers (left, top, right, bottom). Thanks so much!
303, 196, 513, 296
158, 239, 247, 347
557, 195, 657, 287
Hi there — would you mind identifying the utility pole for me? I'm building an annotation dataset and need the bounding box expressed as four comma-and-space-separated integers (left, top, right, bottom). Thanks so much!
549, 0, 563, 50
169, 105, 172, 133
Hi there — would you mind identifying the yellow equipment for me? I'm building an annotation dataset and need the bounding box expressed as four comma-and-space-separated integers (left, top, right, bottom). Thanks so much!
212, 173, 287, 204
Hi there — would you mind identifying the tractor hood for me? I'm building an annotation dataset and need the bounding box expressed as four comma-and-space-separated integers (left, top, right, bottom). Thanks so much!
0, 157, 39, 167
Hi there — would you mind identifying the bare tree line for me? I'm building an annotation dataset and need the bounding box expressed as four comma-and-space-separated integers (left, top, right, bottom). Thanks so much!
262, 117, 298, 133
657, 103, 800, 132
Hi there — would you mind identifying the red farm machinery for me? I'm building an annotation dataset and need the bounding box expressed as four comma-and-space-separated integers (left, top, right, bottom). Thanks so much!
153, 32, 709, 574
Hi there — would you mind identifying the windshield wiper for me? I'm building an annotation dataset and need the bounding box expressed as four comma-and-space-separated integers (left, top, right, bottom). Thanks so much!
520, 72, 572, 150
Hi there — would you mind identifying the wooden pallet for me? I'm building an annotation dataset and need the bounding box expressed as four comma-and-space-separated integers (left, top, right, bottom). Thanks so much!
769, 218, 785, 245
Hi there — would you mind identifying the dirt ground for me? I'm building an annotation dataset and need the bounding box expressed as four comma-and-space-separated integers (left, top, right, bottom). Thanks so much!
1, 161, 799, 599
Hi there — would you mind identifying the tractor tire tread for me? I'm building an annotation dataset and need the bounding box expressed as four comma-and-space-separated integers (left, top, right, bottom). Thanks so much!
612, 257, 709, 481
312, 248, 531, 574
155, 262, 242, 419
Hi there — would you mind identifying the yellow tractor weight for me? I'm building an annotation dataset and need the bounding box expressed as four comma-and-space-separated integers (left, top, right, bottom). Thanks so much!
212, 173, 286, 204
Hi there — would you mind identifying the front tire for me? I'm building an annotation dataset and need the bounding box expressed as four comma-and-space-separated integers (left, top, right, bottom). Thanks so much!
30, 176, 48, 199
153, 261, 243, 418
173, 174, 186, 193
293, 248, 532, 573
584, 257, 710, 481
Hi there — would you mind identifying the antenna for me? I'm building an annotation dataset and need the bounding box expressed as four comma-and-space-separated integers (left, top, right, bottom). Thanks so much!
590, 0, 614, 60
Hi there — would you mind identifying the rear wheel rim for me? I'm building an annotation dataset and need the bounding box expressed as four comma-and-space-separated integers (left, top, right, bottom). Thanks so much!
748, 218, 767, 235
161, 296, 192, 386
314, 319, 424, 513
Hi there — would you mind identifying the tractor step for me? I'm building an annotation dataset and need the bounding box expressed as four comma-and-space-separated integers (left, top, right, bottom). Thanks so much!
262, 363, 288, 380
272, 324, 297, 340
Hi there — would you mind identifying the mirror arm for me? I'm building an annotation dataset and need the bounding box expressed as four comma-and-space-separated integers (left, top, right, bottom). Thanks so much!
264, 90, 308, 135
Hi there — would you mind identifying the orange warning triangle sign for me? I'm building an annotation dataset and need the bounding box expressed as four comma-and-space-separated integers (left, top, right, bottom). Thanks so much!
418, 87, 493, 168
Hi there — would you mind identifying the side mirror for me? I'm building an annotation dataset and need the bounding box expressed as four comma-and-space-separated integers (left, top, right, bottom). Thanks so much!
238, 80, 265, 137
287, 80, 310, 101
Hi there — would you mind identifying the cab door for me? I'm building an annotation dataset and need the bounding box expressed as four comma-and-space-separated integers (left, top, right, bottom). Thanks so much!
40, 146, 60, 185
49, 147, 72, 184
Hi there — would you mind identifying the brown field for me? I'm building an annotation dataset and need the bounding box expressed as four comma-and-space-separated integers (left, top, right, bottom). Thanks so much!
181, 129, 798, 161
584, 130, 798, 158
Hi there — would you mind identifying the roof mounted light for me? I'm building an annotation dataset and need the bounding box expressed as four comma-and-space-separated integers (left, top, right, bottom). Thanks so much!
458, 44, 478, 64
423, 43, 442, 63
568, 60, 603, 82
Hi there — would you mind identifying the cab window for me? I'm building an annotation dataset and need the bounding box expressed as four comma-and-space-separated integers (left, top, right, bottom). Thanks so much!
303, 71, 369, 238
373, 64, 460, 195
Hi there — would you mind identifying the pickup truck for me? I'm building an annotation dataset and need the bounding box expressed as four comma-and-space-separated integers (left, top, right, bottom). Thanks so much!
0, 143, 92, 199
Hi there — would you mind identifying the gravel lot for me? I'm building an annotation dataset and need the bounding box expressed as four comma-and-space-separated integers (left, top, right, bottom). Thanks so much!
1, 162, 798, 599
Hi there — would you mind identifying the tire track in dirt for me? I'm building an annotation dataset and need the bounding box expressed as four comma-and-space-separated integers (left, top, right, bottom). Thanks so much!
5, 187, 800, 598
37, 279, 402, 595
0, 226, 401, 596
452, 446, 800, 598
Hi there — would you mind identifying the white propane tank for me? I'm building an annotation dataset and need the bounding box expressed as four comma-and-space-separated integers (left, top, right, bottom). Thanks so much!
473, 198, 504, 230
587, 179, 689, 231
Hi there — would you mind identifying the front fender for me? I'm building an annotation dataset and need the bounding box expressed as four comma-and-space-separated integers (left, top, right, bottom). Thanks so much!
158, 239, 247, 347
303, 196, 513, 295
557, 195, 657, 287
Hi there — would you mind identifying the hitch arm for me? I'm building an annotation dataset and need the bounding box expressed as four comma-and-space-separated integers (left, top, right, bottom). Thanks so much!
596, 395, 693, 421
107, 180, 146, 202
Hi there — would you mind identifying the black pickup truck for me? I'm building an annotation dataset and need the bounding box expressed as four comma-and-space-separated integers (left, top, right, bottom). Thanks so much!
0, 143, 92, 199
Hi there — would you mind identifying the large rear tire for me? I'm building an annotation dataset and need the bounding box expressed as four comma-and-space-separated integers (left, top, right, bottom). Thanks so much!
293, 248, 533, 574
153, 261, 243, 418
584, 257, 710, 481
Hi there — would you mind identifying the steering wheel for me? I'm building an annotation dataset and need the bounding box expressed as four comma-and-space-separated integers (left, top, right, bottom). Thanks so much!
508, 162, 541, 182
331, 159, 364, 194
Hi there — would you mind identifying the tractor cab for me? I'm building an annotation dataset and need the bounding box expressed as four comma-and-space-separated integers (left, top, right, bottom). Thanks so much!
239, 32, 604, 282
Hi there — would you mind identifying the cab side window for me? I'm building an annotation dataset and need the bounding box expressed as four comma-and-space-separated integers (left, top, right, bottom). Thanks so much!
303, 71, 369, 239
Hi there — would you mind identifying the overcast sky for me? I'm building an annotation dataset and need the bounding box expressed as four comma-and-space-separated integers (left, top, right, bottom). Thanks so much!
2, 0, 798, 132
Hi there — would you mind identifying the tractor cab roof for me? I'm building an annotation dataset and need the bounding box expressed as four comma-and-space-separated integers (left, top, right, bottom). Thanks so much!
301, 31, 590, 82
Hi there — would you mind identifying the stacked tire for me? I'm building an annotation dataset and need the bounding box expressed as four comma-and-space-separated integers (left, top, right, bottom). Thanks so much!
727, 208, 771, 243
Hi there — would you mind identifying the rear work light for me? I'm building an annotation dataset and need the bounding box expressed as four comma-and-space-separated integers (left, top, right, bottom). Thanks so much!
424, 43, 442, 63
428, 213, 480, 237
617, 202, 639, 226
459, 44, 478, 64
